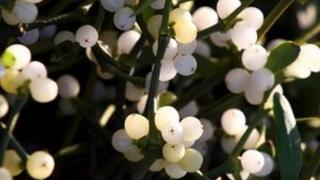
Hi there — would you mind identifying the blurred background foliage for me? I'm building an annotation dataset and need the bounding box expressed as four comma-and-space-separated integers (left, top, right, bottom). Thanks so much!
0, 0, 318, 179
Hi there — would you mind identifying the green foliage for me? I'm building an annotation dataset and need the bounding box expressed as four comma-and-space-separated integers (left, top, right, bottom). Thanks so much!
273, 93, 302, 180
266, 42, 300, 73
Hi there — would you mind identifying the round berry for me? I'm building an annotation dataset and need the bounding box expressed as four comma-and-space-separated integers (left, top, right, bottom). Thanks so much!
179, 148, 203, 172
22, 61, 47, 80
100, 0, 124, 12
112, 129, 135, 153
169, 8, 193, 23
238, 7, 264, 30
178, 40, 197, 54
75, 25, 99, 48
164, 162, 187, 179
173, 54, 197, 76
3, 150, 23, 176
123, 146, 144, 162
240, 149, 264, 174
149, 159, 165, 172
221, 108, 246, 136
162, 143, 185, 163
244, 87, 265, 105
26, 151, 55, 180
29, 78, 58, 103
0, 168, 12, 180
147, 15, 163, 39
151, 0, 165, 10
155, 106, 180, 131
57, 74, 80, 99
124, 114, 149, 139
4, 44, 31, 70
117, 30, 141, 54
173, 20, 198, 44
17, 29, 40, 45
230, 22, 257, 50
255, 153, 274, 177
161, 121, 183, 144
225, 68, 250, 94
12, 0, 38, 23
180, 116, 203, 142
1, 9, 19, 25
1, 70, 27, 94
159, 59, 177, 82
242, 45, 268, 71
113, 7, 136, 31
0, 95, 9, 118
248, 68, 275, 92
192, 7, 218, 31
216, 0, 241, 19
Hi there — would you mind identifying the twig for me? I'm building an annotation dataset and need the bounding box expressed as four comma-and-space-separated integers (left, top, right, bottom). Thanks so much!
296, 23, 320, 44
0, 95, 28, 165
258, 0, 295, 41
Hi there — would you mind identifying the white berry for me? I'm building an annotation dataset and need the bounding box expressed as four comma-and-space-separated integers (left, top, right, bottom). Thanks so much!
26, 151, 55, 180
124, 114, 149, 139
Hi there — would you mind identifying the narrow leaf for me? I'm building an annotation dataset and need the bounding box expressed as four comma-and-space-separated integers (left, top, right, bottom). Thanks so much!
266, 41, 300, 72
272, 93, 302, 180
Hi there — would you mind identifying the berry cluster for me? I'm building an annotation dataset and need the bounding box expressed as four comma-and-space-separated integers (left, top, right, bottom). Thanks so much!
1, 44, 58, 103
112, 106, 205, 179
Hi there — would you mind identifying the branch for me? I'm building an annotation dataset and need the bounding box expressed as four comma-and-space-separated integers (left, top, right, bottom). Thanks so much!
0, 95, 28, 165
258, 0, 295, 41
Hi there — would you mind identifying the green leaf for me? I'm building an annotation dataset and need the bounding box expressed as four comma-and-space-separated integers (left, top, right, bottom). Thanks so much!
272, 93, 302, 180
266, 41, 300, 73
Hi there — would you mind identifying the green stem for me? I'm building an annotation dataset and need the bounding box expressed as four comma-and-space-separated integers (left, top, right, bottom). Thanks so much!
114, 77, 127, 128
223, 0, 255, 28
296, 23, 320, 44
0, 95, 28, 165
197, 94, 243, 118
205, 161, 231, 178
197, 0, 254, 39
299, 145, 320, 180
9, 136, 29, 162
230, 107, 265, 157
144, 0, 171, 122
136, 15, 154, 45
134, 0, 153, 16
28, 8, 88, 30
93, 3, 106, 31
197, 22, 223, 40
131, 147, 161, 180
92, 44, 144, 86
62, 67, 96, 147
133, 1, 171, 180
258, 0, 295, 42
0, 124, 29, 162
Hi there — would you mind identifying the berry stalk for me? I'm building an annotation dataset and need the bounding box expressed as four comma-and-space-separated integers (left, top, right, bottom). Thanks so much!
0, 95, 28, 165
